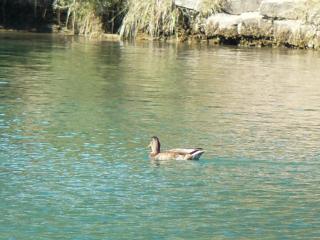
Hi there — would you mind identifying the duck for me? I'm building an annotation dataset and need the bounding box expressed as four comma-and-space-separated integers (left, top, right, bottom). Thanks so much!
148, 136, 205, 160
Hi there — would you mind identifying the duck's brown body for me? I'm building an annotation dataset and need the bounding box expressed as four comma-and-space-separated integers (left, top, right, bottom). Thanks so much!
148, 136, 204, 161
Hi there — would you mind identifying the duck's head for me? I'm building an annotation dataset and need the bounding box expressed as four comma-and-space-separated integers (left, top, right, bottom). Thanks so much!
148, 136, 161, 154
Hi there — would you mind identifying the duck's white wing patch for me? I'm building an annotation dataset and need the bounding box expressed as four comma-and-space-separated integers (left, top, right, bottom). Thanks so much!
168, 148, 200, 154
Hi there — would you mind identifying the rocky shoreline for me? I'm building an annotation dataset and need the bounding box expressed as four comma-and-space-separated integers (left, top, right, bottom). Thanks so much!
176, 0, 320, 49
1, 0, 320, 50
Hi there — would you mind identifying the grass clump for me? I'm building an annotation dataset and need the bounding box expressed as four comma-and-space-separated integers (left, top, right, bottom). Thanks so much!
119, 0, 229, 40
119, 0, 178, 40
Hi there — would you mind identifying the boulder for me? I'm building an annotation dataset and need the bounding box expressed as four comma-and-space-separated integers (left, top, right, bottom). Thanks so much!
306, 3, 320, 25
177, 0, 320, 49
226, 0, 263, 15
206, 13, 241, 37
259, 0, 307, 20
174, 0, 200, 11
238, 12, 273, 37
206, 12, 273, 38
314, 31, 320, 49
175, 0, 263, 14
273, 20, 317, 47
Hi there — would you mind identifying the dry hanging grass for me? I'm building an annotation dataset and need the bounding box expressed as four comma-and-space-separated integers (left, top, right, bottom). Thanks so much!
53, 0, 124, 37
119, 0, 178, 39
119, 0, 230, 40
52, 0, 230, 39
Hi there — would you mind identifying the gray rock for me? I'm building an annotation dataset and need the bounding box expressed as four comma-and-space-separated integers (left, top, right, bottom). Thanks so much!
226, 0, 263, 15
260, 0, 307, 20
177, 0, 320, 49
273, 20, 317, 47
314, 31, 320, 49
206, 13, 241, 37
306, 4, 320, 25
205, 12, 272, 38
174, 0, 201, 11
175, 0, 263, 14
238, 12, 273, 37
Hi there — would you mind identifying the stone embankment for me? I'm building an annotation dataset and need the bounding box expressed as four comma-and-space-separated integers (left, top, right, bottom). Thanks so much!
175, 0, 320, 49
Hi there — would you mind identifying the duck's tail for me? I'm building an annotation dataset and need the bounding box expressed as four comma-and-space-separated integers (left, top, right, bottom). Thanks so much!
190, 149, 205, 160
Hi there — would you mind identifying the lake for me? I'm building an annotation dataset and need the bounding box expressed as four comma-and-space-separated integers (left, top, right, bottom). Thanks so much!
0, 32, 319, 239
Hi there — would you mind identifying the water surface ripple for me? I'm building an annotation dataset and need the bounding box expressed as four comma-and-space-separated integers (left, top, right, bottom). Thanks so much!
0, 33, 320, 239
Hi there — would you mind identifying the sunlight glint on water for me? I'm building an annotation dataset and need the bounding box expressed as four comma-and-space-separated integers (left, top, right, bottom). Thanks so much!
0, 33, 320, 239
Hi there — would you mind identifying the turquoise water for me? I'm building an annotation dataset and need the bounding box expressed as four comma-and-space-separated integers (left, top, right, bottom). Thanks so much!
1, 33, 320, 239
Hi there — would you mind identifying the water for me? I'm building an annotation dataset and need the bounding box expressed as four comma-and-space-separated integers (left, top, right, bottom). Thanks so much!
0, 32, 320, 239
